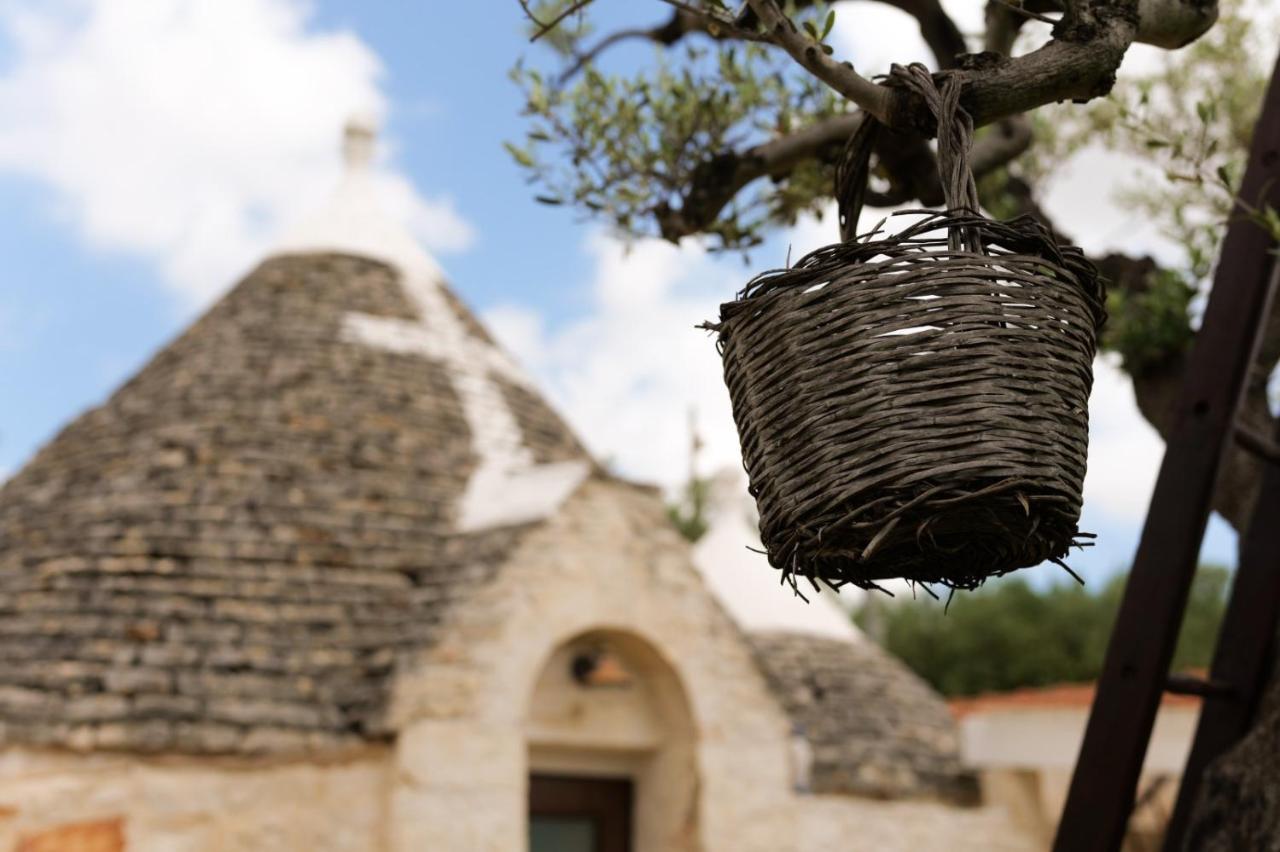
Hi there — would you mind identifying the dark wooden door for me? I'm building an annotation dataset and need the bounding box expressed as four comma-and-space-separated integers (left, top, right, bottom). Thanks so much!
528, 774, 633, 852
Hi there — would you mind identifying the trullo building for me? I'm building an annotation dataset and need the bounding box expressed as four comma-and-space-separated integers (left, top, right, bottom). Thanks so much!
0, 122, 1033, 851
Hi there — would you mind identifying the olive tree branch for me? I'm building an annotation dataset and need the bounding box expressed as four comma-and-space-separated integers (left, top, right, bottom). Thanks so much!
654, 0, 776, 41
657, 103, 1034, 239
745, 0, 894, 123
560, 0, 965, 87
654, 112, 865, 240
519, 0, 596, 42
736, 0, 966, 68
558, 26, 669, 84
526, 0, 1216, 127
744, 0, 1216, 133
744, 0, 1132, 131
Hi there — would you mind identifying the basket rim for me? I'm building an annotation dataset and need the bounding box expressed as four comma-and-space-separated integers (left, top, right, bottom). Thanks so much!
730, 209, 1102, 313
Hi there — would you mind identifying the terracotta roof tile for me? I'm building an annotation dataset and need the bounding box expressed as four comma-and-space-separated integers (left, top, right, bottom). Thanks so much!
948, 676, 1203, 719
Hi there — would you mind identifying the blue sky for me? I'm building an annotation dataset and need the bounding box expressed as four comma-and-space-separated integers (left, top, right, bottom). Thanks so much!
0, 0, 1238, 587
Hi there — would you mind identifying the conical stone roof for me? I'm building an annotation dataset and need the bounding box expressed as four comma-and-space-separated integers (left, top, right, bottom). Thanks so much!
749, 631, 973, 802
0, 125, 590, 755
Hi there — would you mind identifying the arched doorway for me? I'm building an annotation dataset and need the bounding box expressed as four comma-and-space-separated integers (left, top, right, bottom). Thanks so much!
525, 629, 699, 852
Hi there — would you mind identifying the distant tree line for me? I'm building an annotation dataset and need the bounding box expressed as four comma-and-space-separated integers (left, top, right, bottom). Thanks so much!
858, 566, 1231, 697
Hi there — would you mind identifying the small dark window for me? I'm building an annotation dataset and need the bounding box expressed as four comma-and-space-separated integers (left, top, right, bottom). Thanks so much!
528, 774, 633, 852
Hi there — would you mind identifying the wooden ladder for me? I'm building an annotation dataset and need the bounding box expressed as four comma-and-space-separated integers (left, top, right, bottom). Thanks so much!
1054, 49, 1280, 852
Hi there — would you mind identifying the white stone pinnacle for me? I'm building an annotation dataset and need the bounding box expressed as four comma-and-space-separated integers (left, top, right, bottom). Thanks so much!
692, 469, 863, 642
342, 115, 376, 172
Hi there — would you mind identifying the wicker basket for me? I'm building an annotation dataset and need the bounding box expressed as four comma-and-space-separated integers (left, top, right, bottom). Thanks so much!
707, 66, 1106, 592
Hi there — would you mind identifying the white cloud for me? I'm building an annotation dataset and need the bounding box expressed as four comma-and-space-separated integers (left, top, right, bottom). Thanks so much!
1083, 355, 1164, 521
831, 5, 934, 76
0, 0, 473, 304
1039, 144, 1185, 265
487, 233, 744, 490
784, 200, 840, 257
830, 0, 985, 75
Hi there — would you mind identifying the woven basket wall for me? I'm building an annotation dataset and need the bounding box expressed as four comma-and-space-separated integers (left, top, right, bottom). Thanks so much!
707, 66, 1106, 592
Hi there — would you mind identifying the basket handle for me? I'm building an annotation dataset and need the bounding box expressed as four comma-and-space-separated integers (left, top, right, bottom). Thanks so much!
836, 63, 981, 252
835, 113, 881, 242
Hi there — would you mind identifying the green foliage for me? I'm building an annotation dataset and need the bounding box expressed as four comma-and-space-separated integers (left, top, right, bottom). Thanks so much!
1032, 1, 1272, 281
1104, 268, 1197, 375
513, 0, 1278, 390
509, 3, 845, 252
666, 474, 711, 543
1015, 0, 1278, 379
858, 566, 1231, 697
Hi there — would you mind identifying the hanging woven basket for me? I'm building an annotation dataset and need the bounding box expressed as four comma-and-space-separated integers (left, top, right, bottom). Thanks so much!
706, 65, 1106, 592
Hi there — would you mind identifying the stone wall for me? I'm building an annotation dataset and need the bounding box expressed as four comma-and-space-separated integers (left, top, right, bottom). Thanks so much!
384, 477, 792, 852
386, 477, 1037, 852
0, 477, 1039, 851
0, 747, 389, 850
795, 794, 1041, 851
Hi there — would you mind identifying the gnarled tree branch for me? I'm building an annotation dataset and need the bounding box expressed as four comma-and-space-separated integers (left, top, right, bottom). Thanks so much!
655, 112, 865, 240
558, 24, 677, 85
1135, 0, 1217, 48
656, 102, 1034, 241
1122, 321, 1268, 533
567, 0, 967, 88
736, 0, 967, 68
745, 0, 895, 122
972, 115, 1035, 176
745, 0, 1209, 134
529, 0, 1217, 131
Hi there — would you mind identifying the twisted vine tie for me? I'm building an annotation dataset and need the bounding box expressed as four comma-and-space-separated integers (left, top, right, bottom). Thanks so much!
836, 62, 981, 251
834, 113, 880, 242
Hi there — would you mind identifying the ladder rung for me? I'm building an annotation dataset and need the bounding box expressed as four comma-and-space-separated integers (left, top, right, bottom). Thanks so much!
1166, 673, 1236, 699
1234, 423, 1280, 464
